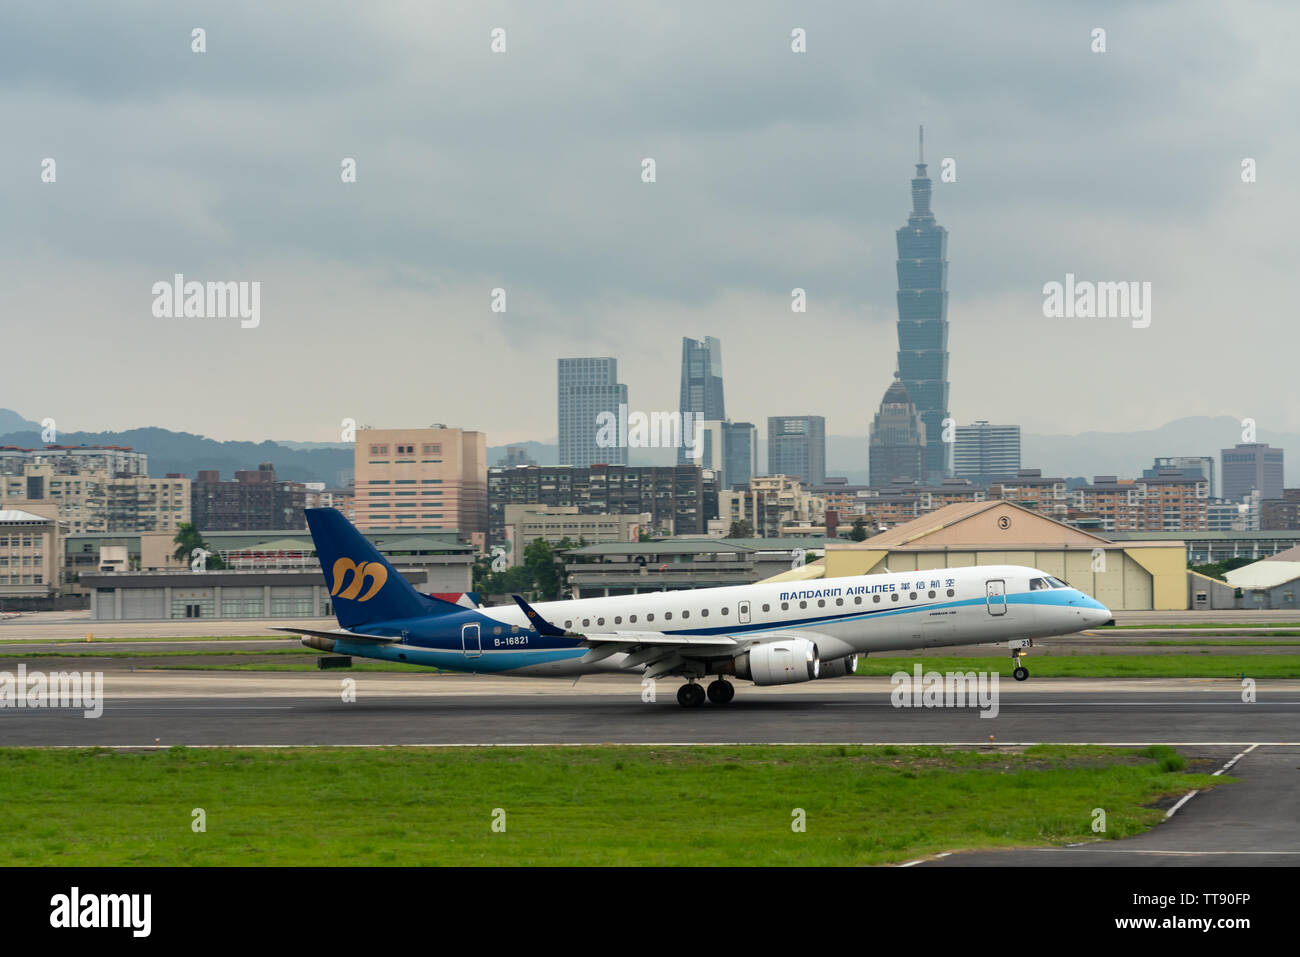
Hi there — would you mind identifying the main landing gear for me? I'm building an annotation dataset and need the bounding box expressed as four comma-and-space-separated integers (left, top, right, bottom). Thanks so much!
676, 679, 734, 707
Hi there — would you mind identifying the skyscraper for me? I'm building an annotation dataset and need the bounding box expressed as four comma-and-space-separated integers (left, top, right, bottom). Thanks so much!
767, 415, 826, 486
895, 127, 951, 484
557, 357, 628, 468
678, 337, 725, 464
722, 421, 758, 489
869, 377, 926, 486
954, 421, 1021, 484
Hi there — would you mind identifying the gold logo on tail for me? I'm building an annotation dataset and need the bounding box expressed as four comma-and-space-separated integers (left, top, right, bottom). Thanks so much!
330, 558, 387, 601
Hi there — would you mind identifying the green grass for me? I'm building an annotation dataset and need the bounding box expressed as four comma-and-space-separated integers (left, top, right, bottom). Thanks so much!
1111, 622, 1300, 630
156, 660, 437, 673
147, 652, 1300, 677
0, 744, 1225, 866
857, 655, 1300, 678
0, 649, 315, 659
1115, 639, 1300, 646
0, 635, 288, 645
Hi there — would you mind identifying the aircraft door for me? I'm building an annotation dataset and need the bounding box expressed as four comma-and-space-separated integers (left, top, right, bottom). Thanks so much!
738, 600, 751, 624
986, 580, 1007, 616
462, 623, 481, 658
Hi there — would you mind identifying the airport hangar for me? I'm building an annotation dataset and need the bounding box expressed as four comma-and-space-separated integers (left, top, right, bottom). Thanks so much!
766, 500, 1189, 611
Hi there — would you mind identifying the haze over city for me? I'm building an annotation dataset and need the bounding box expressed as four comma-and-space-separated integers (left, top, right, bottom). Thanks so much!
4, 0, 1297, 444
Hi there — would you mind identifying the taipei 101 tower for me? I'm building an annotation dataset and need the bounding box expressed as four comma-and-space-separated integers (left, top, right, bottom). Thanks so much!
894, 126, 951, 483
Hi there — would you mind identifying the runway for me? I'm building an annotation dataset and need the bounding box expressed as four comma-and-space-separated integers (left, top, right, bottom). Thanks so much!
4, 672, 1297, 868
2, 672, 1298, 747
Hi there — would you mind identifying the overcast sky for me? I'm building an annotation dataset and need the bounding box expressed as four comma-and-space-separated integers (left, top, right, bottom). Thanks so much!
3, 0, 1296, 445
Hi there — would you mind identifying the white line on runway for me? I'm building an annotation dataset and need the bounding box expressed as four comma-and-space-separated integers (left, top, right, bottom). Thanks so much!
6, 741, 1300, 749
1165, 743, 1258, 820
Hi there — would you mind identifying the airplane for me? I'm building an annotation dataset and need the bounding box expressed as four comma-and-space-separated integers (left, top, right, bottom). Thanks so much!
281, 508, 1114, 707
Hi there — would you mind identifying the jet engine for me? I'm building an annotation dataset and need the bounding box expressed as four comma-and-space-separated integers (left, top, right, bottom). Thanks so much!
816, 654, 859, 679
732, 639, 820, 685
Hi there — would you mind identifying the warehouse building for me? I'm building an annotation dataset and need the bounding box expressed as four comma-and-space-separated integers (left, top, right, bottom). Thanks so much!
767, 500, 1188, 611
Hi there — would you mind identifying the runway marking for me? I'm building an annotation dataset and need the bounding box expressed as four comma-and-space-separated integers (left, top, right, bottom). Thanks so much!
1165, 744, 1258, 819
824, 701, 1300, 707
4, 741, 1299, 749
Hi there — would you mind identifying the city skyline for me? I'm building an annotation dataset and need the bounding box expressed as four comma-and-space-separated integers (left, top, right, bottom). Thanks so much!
3, 3, 1297, 447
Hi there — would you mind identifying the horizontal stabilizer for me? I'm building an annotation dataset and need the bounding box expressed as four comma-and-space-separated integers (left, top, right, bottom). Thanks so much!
272, 626, 399, 644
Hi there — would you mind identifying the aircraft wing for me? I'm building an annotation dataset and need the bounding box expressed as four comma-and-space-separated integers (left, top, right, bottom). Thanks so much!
577, 630, 738, 647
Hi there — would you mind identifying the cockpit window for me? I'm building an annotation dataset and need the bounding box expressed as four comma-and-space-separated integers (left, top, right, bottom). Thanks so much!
1029, 577, 1048, 590
1045, 576, 1069, 588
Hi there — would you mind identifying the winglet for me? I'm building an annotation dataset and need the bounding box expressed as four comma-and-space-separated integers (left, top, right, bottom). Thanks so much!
511, 594, 568, 637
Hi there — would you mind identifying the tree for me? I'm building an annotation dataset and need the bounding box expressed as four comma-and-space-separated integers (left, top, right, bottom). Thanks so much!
728, 520, 754, 538
172, 523, 224, 569
849, 518, 868, 542
524, 538, 561, 600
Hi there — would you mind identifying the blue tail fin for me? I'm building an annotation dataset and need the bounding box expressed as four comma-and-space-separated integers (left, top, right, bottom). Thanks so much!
305, 508, 449, 629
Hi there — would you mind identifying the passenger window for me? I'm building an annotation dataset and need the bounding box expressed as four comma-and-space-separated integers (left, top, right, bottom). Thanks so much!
781, 602, 789, 611
565, 620, 572, 628
817, 599, 825, 607
646, 614, 654, 622
909, 592, 917, 600
891, 594, 899, 602
614, 616, 622, 624
854, 596, 862, 604
597, 618, 605, 626
582, 619, 590, 626
630, 615, 637, 623
928, 590, 936, 599
721, 607, 728, 615
664, 612, 672, 620
946, 589, 955, 597
762, 604, 770, 612
799, 601, 807, 609
873, 595, 880, 603
681, 610, 689, 619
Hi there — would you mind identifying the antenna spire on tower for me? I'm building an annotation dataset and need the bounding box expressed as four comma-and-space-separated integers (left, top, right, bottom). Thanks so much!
919, 125, 924, 164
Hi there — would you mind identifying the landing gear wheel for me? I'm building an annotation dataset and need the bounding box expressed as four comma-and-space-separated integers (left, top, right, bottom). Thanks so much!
677, 682, 706, 707
706, 679, 735, 705
1013, 666, 1029, 682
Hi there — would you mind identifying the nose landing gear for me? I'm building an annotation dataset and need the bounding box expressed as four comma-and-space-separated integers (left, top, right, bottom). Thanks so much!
1009, 638, 1032, 681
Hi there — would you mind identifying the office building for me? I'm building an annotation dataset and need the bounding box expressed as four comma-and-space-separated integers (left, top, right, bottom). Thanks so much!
722, 421, 758, 489
869, 377, 926, 485
954, 422, 1021, 484
353, 427, 487, 541
488, 464, 717, 543
558, 357, 628, 468
1145, 456, 1216, 499
1221, 443, 1284, 503
192, 464, 305, 532
767, 415, 826, 486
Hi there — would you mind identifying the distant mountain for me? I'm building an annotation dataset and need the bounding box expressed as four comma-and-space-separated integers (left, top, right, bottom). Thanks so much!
3, 410, 1292, 491
1022, 416, 1299, 488
0, 426, 354, 487
0, 409, 41, 434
